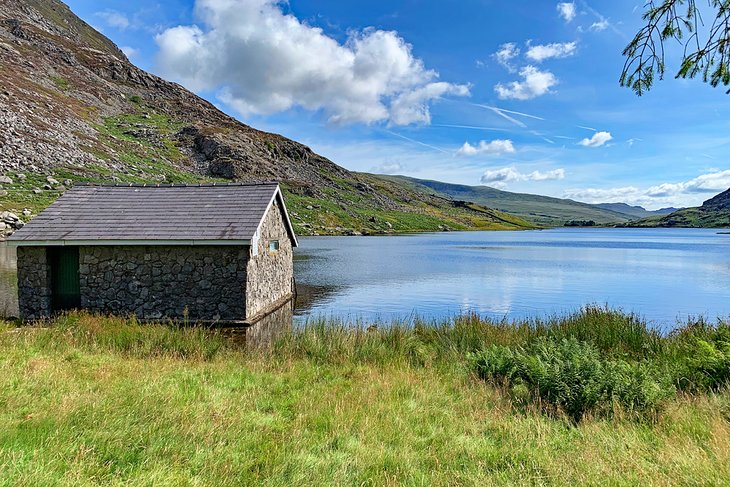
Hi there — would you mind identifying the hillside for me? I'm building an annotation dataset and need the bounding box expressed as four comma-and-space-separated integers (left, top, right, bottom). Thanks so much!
593, 203, 678, 219
0, 0, 534, 237
381, 176, 638, 226
625, 188, 730, 228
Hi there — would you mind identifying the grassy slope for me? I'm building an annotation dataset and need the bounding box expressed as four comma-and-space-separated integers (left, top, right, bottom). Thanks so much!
1, 311, 729, 485
0, 104, 535, 236
625, 207, 730, 228
381, 175, 636, 227
594, 203, 676, 219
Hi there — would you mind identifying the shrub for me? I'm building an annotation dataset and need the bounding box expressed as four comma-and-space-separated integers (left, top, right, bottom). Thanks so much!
470, 337, 672, 421
668, 323, 730, 391
129, 94, 142, 104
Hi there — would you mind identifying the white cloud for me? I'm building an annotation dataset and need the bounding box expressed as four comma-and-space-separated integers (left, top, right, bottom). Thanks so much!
646, 170, 730, 196
590, 19, 610, 31
563, 170, 730, 208
493, 42, 520, 72
389, 82, 469, 125
457, 139, 516, 156
371, 161, 405, 174
155, 0, 469, 126
495, 66, 558, 100
557, 3, 576, 22
120, 46, 139, 58
525, 42, 577, 62
96, 10, 130, 30
482, 167, 565, 184
579, 131, 612, 147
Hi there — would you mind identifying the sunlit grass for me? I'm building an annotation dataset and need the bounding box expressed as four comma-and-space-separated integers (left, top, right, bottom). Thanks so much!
0, 308, 728, 485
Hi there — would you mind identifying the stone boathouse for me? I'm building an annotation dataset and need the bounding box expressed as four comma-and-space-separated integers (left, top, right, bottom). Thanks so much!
8, 182, 298, 323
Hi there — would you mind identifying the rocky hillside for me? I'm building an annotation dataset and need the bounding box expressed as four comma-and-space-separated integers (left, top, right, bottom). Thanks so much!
0, 0, 534, 237
623, 188, 730, 228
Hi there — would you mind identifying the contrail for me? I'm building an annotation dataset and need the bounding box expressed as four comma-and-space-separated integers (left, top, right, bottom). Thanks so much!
476, 104, 545, 121
577, 125, 597, 131
482, 106, 527, 128
384, 130, 450, 154
432, 123, 512, 132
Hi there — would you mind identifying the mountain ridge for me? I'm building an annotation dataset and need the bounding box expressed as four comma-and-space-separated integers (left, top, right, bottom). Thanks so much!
380, 176, 652, 226
593, 203, 678, 219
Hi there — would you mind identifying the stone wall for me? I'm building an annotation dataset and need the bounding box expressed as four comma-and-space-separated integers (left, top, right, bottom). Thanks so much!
16, 246, 51, 320
246, 199, 294, 318
79, 245, 248, 321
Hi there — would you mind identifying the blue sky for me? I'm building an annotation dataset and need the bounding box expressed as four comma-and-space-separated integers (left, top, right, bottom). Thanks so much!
68, 0, 730, 209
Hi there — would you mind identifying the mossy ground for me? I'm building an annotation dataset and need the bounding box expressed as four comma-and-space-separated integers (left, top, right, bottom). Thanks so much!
0, 310, 728, 485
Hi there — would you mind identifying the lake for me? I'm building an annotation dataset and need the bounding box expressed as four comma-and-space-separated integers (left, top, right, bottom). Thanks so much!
293, 228, 730, 330
1, 228, 728, 330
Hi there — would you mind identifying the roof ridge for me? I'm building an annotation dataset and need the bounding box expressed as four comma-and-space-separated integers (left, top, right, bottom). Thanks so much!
73, 181, 280, 188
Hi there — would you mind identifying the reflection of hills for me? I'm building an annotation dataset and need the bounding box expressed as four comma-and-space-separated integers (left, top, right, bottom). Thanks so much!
0, 245, 18, 317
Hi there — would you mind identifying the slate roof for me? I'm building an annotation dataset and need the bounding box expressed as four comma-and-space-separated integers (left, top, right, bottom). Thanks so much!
8, 183, 298, 246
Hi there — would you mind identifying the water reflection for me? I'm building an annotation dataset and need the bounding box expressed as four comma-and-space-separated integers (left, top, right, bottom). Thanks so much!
216, 300, 293, 349
292, 228, 730, 329
2, 228, 729, 331
0, 244, 18, 318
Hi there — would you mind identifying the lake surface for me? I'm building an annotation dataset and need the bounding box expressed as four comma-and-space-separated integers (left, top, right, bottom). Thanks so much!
293, 228, 730, 329
1, 228, 728, 330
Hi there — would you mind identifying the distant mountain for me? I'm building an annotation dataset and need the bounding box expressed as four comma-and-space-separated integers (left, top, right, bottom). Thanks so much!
594, 203, 678, 219
379, 176, 641, 227
624, 189, 730, 228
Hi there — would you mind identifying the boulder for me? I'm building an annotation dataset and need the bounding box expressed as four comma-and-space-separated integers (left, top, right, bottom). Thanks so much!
2, 212, 19, 223
0, 176, 12, 184
46, 176, 59, 185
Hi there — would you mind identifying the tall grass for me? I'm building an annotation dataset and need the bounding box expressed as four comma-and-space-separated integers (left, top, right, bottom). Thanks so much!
8, 312, 229, 360
1, 307, 729, 484
276, 306, 668, 364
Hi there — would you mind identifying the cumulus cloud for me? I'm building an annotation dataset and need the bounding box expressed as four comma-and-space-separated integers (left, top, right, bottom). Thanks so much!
579, 131, 612, 147
645, 170, 730, 196
457, 139, 516, 156
493, 42, 520, 72
557, 2, 577, 22
155, 0, 468, 125
482, 167, 565, 185
95, 10, 130, 30
389, 82, 469, 125
563, 170, 730, 207
525, 42, 577, 62
495, 66, 558, 100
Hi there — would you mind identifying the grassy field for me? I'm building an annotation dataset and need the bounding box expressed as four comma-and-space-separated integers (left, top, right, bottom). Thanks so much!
1, 309, 729, 485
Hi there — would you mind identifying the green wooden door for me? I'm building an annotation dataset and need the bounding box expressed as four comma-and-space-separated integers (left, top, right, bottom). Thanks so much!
50, 247, 80, 311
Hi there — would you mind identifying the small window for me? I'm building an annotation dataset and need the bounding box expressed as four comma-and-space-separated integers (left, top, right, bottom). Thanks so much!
268, 240, 280, 253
